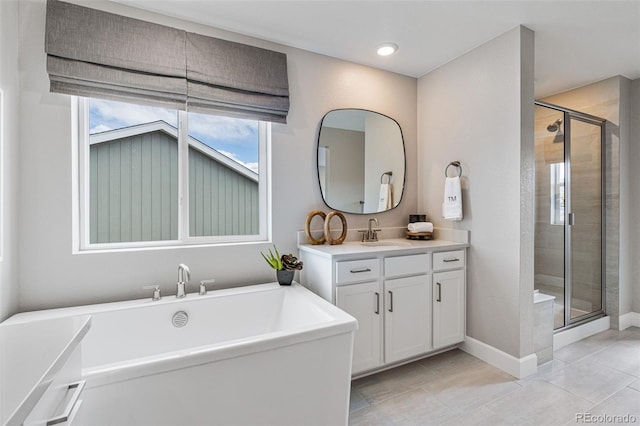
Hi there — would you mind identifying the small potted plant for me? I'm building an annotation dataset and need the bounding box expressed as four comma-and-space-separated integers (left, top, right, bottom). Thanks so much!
261, 245, 303, 286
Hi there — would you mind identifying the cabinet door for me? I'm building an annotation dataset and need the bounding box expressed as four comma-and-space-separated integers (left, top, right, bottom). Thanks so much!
335, 281, 383, 374
433, 269, 465, 349
384, 275, 431, 364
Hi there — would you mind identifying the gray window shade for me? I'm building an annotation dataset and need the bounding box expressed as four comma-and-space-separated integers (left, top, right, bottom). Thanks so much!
45, 0, 290, 122
186, 32, 290, 123
45, 0, 187, 109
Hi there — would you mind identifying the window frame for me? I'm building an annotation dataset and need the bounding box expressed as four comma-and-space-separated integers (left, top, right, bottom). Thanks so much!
74, 97, 271, 252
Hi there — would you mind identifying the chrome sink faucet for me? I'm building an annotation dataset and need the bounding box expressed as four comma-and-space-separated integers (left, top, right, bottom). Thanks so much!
177, 263, 190, 298
360, 218, 381, 242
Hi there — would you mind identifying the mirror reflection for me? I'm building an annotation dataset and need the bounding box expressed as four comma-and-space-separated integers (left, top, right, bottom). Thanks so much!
317, 109, 405, 214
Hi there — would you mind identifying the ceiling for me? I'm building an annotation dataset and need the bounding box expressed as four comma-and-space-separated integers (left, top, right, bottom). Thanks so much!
114, 0, 640, 97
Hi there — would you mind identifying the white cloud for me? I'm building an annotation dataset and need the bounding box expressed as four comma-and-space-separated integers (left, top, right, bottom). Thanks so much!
90, 124, 112, 134
90, 98, 178, 129
188, 112, 257, 143
219, 150, 259, 173
90, 99, 255, 143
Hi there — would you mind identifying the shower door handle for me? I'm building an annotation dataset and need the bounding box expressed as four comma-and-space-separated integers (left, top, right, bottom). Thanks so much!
567, 213, 575, 226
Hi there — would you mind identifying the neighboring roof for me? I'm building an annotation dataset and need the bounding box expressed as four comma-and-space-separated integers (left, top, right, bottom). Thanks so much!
89, 120, 258, 182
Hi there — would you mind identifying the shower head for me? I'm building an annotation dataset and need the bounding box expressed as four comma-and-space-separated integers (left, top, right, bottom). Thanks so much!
547, 119, 564, 143
547, 119, 562, 133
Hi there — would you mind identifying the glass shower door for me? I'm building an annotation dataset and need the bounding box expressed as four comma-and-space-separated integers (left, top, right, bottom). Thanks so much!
534, 102, 605, 330
567, 117, 603, 323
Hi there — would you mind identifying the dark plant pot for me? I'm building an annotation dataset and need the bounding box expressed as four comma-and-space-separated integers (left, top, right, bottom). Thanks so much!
277, 269, 294, 286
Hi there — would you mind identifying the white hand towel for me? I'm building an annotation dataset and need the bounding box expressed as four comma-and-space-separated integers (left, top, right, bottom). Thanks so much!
378, 183, 393, 211
408, 222, 433, 233
443, 176, 463, 220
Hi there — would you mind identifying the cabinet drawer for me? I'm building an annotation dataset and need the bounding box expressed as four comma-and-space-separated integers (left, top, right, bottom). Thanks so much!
336, 258, 379, 285
384, 253, 430, 278
433, 250, 465, 271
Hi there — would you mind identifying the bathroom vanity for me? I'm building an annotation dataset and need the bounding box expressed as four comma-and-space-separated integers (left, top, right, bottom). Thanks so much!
299, 238, 468, 376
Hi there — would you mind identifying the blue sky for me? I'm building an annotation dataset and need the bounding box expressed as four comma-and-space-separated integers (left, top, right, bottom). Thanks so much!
89, 98, 259, 172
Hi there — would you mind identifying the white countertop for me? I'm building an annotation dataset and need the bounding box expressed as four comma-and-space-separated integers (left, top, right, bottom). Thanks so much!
298, 238, 468, 258
1, 314, 91, 426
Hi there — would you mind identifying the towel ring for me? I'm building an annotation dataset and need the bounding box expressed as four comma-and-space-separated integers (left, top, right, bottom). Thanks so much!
445, 161, 462, 178
381, 171, 393, 184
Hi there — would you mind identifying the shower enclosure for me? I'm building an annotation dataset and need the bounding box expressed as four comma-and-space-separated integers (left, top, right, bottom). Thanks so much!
534, 102, 606, 330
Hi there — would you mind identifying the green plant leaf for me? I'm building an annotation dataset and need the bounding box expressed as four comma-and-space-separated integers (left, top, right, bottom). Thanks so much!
261, 245, 283, 270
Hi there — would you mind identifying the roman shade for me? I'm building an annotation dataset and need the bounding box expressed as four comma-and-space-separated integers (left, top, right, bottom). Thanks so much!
186, 32, 290, 123
45, 0, 187, 109
45, 0, 290, 122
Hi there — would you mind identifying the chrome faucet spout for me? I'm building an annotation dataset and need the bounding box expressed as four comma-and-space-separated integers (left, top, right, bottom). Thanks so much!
360, 218, 380, 242
177, 263, 190, 298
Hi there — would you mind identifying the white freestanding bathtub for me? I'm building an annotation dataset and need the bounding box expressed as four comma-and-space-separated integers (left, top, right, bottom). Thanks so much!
7, 283, 357, 425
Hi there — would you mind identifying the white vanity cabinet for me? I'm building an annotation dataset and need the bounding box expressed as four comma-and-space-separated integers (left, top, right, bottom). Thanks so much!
299, 239, 467, 376
383, 274, 430, 363
383, 254, 431, 364
335, 280, 382, 372
432, 250, 466, 349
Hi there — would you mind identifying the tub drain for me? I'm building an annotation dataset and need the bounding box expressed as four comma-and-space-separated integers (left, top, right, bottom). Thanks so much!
172, 311, 189, 328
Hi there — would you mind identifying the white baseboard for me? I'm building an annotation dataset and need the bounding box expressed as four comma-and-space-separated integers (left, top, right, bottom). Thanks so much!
553, 316, 610, 350
460, 336, 537, 379
619, 312, 640, 330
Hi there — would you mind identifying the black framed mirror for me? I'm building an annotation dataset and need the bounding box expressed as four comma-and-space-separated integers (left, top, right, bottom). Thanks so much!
317, 109, 405, 214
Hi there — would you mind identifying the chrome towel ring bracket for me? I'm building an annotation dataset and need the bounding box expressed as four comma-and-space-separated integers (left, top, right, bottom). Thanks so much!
445, 161, 462, 178
381, 171, 393, 184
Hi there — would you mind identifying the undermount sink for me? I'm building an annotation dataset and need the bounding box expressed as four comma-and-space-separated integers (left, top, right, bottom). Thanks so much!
360, 241, 412, 247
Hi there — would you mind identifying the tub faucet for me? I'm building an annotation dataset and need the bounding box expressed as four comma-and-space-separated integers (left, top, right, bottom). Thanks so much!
177, 264, 190, 298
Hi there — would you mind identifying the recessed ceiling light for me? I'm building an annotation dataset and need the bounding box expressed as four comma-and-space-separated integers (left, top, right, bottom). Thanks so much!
376, 43, 398, 57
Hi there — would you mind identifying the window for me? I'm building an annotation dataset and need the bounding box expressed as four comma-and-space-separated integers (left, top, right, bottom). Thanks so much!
77, 97, 269, 249
550, 162, 565, 225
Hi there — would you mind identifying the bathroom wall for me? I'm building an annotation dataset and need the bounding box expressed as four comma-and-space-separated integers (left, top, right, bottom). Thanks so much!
542, 76, 632, 329
0, 0, 20, 321
417, 26, 535, 358
631, 79, 640, 315
15, 0, 418, 311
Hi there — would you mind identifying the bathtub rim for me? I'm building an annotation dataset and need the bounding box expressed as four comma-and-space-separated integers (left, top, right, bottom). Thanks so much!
3, 283, 357, 389
2, 282, 332, 324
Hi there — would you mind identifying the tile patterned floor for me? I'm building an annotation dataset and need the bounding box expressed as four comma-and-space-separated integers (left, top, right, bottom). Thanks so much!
349, 327, 640, 425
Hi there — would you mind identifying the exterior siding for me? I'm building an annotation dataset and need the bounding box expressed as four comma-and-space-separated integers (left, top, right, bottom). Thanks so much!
189, 147, 259, 236
90, 129, 258, 243
90, 131, 179, 243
